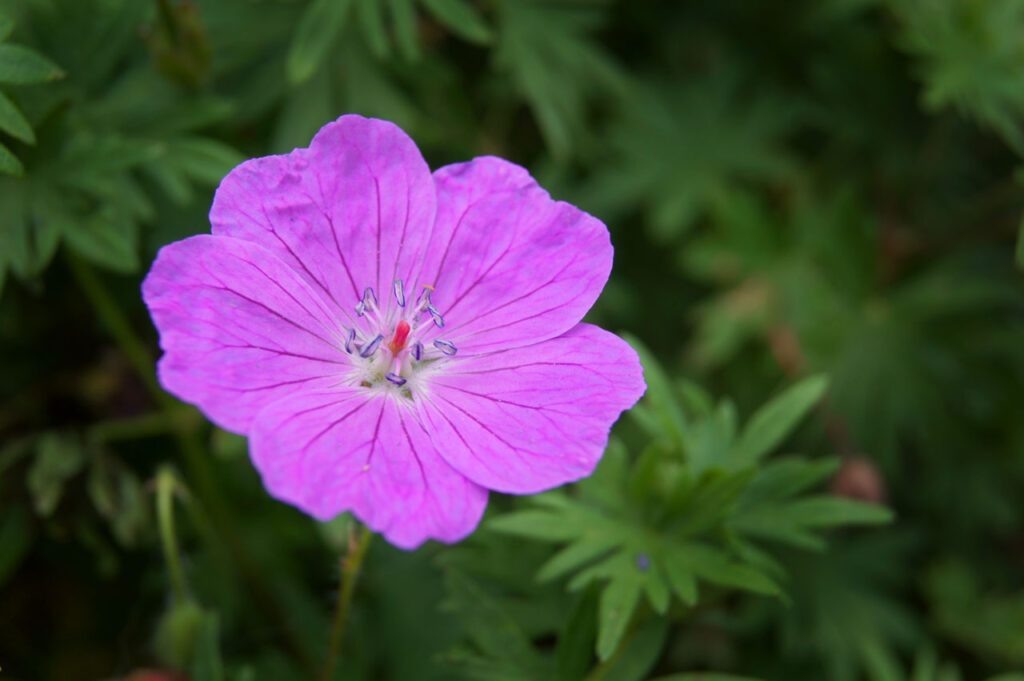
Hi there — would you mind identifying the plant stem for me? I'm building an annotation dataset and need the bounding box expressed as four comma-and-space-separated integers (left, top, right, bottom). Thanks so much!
66, 253, 319, 676
321, 524, 373, 681
156, 466, 188, 602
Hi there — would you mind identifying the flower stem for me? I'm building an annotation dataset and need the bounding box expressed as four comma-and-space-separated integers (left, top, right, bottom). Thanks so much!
156, 466, 188, 602
66, 253, 319, 677
321, 524, 373, 681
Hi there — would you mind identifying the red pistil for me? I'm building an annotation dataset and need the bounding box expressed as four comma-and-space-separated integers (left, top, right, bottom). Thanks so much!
388, 320, 411, 355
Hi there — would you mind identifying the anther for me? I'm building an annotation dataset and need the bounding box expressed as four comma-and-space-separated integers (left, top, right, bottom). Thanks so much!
385, 373, 407, 386
427, 304, 445, 328
412, 341, 423, 361
344, 328, 356, 354
393, 279, 406, 307
359, 334, 383, 358
363, 287, 377, 307
416, 286, 432, 307
433, 339, 457, 356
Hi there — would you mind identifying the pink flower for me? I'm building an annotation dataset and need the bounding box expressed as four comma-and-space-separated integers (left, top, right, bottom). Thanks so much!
142, 115, 645, 549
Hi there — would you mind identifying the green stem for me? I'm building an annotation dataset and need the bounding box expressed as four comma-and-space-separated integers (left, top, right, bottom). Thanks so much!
155, 0, 183, 45
66, 253, 319, 677
156, 466, 188, 602
321, 524, 373, 681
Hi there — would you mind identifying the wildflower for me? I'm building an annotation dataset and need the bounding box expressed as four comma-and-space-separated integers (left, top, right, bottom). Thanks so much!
142, 115, 645, 549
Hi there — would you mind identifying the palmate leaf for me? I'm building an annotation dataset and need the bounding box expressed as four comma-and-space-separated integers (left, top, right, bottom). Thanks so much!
495, 0, 623, 159
489, 340, 890, 661
891, 0, 1024, 153
285, 0, 354, 84
581, 72, 798, 241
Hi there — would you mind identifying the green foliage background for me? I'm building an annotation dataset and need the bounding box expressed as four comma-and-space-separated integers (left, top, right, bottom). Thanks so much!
0, 1, 1022, 680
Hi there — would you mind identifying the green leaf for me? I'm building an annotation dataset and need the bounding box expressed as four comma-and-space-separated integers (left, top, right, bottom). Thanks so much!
0, 44, 64, 84
596, 571, 643, 660
285, 0, 353, 85
356, 0, 390, 58
422, 0, 493, 44
0, 506, 31, 586
555, 587, 598, 681
61, 209, 139, 273
671, 543, 780, 596
27, 431, 85, 516
0, 140, 22, 175
0, 8, 14, 42
730, 374, 829, 466
1016, 215, 1024, 270
488, 509, 582, 541
784, 496, 893, 527
191, 612, 225, 681
538, 534, 621, 582
660, 548, 698, 606
624, 334, 687, 451
591, 615, 669, 681
388, 0, 421, 60
166, 136, 246, 186
650, 674, 763, 681
0, 89, 33, 143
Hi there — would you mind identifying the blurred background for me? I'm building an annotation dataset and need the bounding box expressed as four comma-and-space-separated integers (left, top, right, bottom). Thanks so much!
1, 0, 1023, 680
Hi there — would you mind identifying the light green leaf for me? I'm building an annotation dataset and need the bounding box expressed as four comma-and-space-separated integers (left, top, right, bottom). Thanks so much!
487, 509, 582, 541
730, 374, 829, 465
0, 43, 64, 84
672, 543, 780, 596
597, 572, 643, 660
422, 0, 493, 44
0, 89, 32, 142
0, 140, 22, 175
785, 496, 893, 527
537, 534, 621, 582
660, 549, 698, 606
285, 0, 353, 85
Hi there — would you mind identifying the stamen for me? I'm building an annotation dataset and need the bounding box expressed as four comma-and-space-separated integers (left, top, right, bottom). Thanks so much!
427, 304, 445, 328
388, 320, 411, 355
359, 334, 383, 358
363, 287, 377, 307
416, 286, 432, 307
433, 339, 457, 356
344, 328, 356, 354
385, 373, 407, 386
393, 279, 406, 307
412, 341, 423, 361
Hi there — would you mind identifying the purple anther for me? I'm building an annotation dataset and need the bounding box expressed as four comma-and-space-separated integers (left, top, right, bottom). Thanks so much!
412, 341, 423, 361
344, 328, 356, 354
385, 373, 407, 387
359, 334, 383, 358
433, 339, 457, 356
355, 300, 366, 317
416, 286, 431, 307
427, 304, 445, 328
393, 279, 406, 307
636, 553, 650, 571
362, 287, 377, 307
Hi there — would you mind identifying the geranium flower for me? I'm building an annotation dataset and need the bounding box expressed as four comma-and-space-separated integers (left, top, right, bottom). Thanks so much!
142, 115, 645, 549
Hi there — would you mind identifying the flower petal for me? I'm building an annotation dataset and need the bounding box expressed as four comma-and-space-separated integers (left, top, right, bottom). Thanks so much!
250, 385, 488, 549
418, 323, 645, 493
419, 157, 613, 353
142, 235, 346, 433
210, 115, 436, 313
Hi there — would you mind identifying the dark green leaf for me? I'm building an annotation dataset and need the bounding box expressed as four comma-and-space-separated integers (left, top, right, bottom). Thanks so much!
0, 44, 64, 84
422, 0, 493, 44
591, 615, 669, 681
0, 506, 31, 586
0, 90, 33, 143
730, 374, 828, 466
191, 612, 225, 681
0, 140, 22, 175
555, 587, 598, 681
285, 0, 353, 85
27, 431, 85, 516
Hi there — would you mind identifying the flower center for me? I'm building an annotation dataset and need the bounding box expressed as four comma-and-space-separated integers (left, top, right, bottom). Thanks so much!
342, 279, 458, 396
